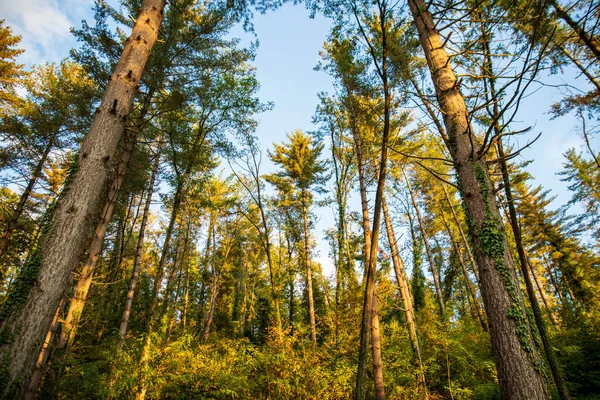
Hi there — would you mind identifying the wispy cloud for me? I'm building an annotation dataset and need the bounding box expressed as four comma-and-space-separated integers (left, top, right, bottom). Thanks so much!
0, 0, 91, 65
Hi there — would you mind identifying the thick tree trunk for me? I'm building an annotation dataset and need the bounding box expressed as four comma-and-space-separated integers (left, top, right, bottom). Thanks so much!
408, 0, 549, 397
118, 155, 159, 343
59, 131, 137, 349
0, 2, 165, 396
0, 134, 56, 260
302, 192, 317, 345
382, 197, 427, 394
403, 168, 445, 315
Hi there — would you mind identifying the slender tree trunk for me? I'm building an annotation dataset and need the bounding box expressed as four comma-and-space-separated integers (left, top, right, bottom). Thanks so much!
549, 0, 600, 60
0, 2, 166, 396
442, 185, 480, 283
137, 176, 184, 400
527, 255, 558, 325
441, 212, 487, 330
59, 131, 137, 349
351, 123, 373, 400
403, 168, 445, 315
526, 254, 558, 325
0, 134, 56, 260
408, 0, 549, 397
382, 197, 427, 394
24, 298, 65, 400
302, 192, 317, 345
118, 155, 159, 344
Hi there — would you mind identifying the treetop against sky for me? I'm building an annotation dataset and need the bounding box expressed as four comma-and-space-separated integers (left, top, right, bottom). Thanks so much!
1, 0, 594, 276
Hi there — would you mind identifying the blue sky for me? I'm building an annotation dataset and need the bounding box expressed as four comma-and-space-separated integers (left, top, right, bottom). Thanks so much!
1, 0, 594, 276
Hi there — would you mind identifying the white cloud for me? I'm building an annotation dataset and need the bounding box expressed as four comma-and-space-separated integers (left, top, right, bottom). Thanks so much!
0, 0, 83, 65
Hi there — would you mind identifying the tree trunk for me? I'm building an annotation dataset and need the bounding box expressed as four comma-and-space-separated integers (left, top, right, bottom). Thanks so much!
59, 130, 137, 349
302, 192, 317, 345
408, 0, 549, 397
382, 197, 427, 394
403, 168, 445, 315
118, 155, 159, 344
0, 133, 56, 260
0, 2, 166, 396
24, 298, 65, 400
351, 121, 372, 400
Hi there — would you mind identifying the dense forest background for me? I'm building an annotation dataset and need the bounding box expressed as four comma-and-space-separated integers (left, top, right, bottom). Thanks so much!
0, 0, 599, 398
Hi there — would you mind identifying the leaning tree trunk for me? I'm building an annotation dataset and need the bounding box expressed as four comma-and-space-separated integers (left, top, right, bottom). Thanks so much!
58, 130, 136, 349
382, 197, 427, 395
442, 184, 480, 284
408, 0, 549, 397
0, 2, 166, 397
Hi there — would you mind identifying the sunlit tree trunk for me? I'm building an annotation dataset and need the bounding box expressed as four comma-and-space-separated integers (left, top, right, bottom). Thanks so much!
25, 298, 65, 400
382, 197, 427, 395
301, 190, 317, 345
440, 212, 487, 330
442, 185, 480, 283
350, 115, 373, 400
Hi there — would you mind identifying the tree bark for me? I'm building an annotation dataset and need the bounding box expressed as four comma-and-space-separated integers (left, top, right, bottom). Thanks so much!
408, 0, 549, 397
351, 117, 373, 400
497, 141, 569, 400
0, 2, 166, 396
527, 255, 558, 325
24, 298, 65, 400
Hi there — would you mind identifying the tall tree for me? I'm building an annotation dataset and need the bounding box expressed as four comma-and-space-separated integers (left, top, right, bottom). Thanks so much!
0, 1, 166, 396
407, 0, 550, 397
266, 130, 327, 344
